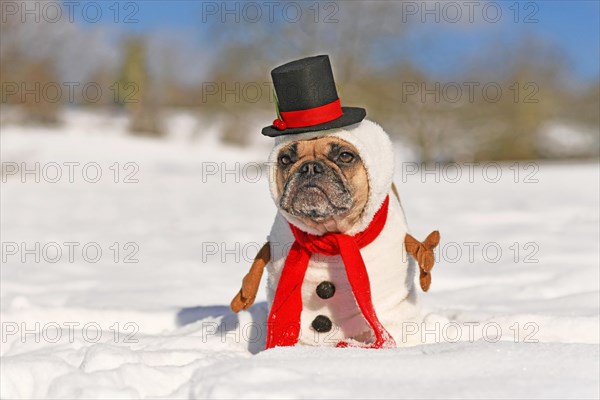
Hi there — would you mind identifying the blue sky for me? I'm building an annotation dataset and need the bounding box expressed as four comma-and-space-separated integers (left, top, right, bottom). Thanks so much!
76, 0, 599, 82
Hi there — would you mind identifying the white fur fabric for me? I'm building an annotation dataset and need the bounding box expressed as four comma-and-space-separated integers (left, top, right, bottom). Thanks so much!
265, 119, 420, 346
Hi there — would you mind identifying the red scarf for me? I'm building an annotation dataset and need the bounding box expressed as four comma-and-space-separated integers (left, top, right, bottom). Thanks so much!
266, 195, 396, 349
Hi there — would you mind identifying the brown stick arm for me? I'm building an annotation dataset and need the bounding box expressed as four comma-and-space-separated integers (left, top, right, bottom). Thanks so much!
230, 242, 271, 313
405, 231, 440, 292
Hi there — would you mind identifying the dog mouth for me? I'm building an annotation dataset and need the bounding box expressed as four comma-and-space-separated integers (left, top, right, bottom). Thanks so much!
280, 181, 353, 222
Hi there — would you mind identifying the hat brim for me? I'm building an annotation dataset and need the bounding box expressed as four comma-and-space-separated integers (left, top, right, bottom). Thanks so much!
261, 107, 366, 137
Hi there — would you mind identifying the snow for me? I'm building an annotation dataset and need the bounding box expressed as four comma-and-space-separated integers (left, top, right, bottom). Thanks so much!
538, 122, 599, 158
1, 110, 599, 399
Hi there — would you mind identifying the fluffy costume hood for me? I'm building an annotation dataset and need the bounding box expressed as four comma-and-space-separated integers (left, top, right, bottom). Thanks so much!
267, 119, 395, 236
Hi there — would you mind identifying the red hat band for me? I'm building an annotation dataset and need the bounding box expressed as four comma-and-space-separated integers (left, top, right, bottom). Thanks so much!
274, 99, 342, 131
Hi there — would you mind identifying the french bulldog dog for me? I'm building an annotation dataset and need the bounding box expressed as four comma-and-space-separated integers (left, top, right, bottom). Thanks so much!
230, 55, 439, 349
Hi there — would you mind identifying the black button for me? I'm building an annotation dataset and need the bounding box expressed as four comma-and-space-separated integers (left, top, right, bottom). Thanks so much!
316, 281, 335, 299
311, 315, 332, 333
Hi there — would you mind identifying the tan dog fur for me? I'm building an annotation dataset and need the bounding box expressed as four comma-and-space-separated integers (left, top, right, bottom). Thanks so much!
275, 137, 369, 234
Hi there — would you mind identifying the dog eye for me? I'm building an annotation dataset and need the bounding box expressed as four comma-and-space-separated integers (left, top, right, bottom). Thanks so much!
279, 155, 292, 166
338, 152, 355, 163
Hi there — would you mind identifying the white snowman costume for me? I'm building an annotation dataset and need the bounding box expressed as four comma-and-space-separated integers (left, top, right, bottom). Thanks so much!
265, 119, 421, 347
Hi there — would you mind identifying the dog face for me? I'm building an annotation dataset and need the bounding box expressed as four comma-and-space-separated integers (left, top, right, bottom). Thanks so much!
274, 136, 369, 233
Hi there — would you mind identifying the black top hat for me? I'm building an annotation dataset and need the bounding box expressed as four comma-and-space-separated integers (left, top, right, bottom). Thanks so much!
262, 55, 366, 137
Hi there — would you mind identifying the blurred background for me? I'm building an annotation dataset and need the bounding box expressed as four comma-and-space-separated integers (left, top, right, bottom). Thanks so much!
1, 0, 598, 162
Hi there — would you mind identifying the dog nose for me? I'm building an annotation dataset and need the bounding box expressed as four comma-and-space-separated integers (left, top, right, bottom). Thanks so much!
299, 161, 324, 175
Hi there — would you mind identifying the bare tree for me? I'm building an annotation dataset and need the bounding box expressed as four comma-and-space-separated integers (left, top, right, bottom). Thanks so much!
117, 38, 163, 136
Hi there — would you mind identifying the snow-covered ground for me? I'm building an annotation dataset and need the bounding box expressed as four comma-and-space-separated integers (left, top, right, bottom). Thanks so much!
1, 110, 599, 399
